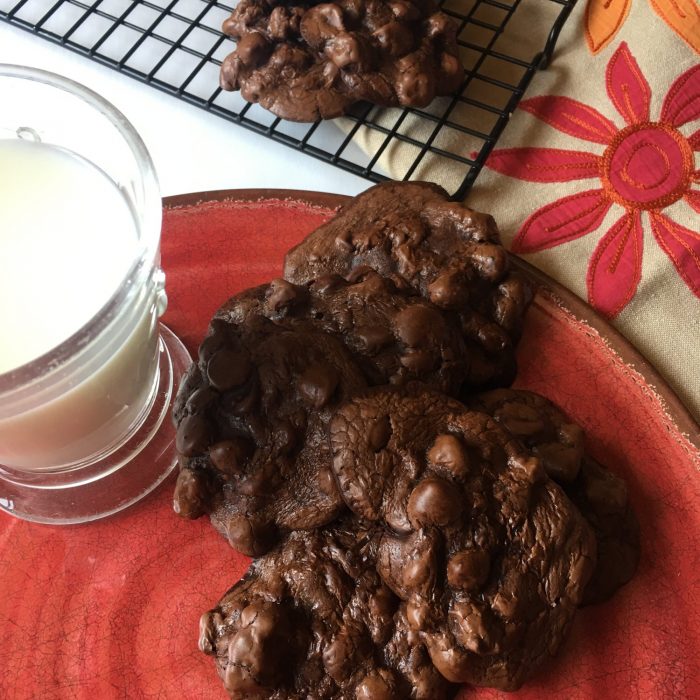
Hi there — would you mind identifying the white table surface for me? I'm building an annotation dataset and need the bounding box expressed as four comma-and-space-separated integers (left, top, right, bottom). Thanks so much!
0, 21, 370, 198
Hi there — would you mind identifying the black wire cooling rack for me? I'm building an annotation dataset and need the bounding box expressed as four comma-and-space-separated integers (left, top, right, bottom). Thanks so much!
1, 0, 576, 199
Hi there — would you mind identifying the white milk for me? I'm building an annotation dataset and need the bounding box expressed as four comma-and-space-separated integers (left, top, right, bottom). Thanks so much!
0, 139, 160, 470
0, 139, 138, 372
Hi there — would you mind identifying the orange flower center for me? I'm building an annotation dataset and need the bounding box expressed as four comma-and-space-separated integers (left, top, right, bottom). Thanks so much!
601, 122, 693, 210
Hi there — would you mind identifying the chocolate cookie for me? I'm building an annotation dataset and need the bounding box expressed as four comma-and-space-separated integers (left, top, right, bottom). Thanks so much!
468, 388, 585, 483
470, 388, 640, 605
219, 0, 464, 121
329, 385, 596, 690
172, 315, 367, 556
562, 457, 640, 606
215, 269, 470, 395
285, 181, 533, 389
199, 521, 455, 699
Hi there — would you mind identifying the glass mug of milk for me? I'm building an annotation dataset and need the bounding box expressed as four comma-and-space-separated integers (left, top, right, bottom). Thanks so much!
0, 65, 191, 523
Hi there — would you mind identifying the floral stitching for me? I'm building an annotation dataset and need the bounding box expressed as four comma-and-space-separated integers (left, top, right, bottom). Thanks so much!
487, 42, 700, 318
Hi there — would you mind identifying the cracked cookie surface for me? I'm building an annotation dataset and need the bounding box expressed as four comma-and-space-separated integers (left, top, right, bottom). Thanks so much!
172, 315, 367, 556
215, 270, 470, 396
329, 384, 597, 690
199, 521, 455, 699
469, 388, 640, 605
285, 181, 533, 390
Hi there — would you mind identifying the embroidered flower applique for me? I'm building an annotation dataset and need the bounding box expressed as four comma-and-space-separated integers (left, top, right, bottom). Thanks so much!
585, 0, 700, 55
487, 42, 700, 319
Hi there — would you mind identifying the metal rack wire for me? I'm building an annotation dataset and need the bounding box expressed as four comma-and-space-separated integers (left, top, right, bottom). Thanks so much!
1, 0, 577, 199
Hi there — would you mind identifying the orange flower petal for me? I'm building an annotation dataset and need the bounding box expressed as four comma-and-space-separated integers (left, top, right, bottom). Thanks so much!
585, 0, 631, 55
648, 0, 700, 54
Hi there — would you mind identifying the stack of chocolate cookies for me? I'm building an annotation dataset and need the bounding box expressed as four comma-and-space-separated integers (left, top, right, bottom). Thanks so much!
172, 182, 639, 699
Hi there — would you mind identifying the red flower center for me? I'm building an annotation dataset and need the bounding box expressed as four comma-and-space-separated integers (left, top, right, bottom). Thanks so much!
601, 122, 693, 210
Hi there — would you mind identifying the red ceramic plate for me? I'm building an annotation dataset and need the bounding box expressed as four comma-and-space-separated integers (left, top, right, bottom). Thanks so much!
1, 190, 698, 700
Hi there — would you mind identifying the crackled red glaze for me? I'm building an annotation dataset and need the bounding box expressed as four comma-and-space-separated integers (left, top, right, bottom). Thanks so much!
0, 195, 698, 700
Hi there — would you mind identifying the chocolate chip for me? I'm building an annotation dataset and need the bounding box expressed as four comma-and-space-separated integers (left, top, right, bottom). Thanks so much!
325, 32, 365, 69
395, 64, 433, 105
389, 0, 420, 21
206, 349, 252, 391
406, 596, 431, 629
265, 278, 304, 313
173, 468, 211, 519
447, 549, 490, 590
209, 439, 249, 476
273, 419, 299, 456
323, 629, 356, 682
407, 477, 462, 527
198, 331, 225, 364
176, 414, 209, 456
300, 3, 345, 49
373, 21, 413, 57
198, 610, 223, 655
427, 434, 470, 478
269, 5, 302, 39
225, 513, 277, 556
513, 455, 545, 484
497, 401, 546, 437
298, 363, 339, 408
355, 325, 395, 354
536, 442, 583, 483
317, 466, 340, 497
393, 305, 443, 348
427, 271, 467, 308
185, 386, 217, 414
236, 31, 271, 67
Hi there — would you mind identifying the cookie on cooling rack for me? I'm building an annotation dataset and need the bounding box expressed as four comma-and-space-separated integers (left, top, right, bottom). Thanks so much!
219, 0, 464, 121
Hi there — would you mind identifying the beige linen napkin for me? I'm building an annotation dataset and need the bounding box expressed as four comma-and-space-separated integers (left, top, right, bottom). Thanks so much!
348, 0, 700, 419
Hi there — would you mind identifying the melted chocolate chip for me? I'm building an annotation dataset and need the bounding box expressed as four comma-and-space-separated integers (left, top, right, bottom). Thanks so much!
298, 363, 340, 408
176, 414, 209, 457
206, 349, 252, 391
407, 477, 461, 528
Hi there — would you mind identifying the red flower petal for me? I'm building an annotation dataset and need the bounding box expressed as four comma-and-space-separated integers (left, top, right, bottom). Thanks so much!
650, 211, 700, 298
660, 63, 700, 127
688, 128, 700, 151
587, 211, 643, 318
512, 189, 612, 254
486, 148, 602, 182
685, 190, 700, 214
520, 96, 618, 145
605, 42, 651, 126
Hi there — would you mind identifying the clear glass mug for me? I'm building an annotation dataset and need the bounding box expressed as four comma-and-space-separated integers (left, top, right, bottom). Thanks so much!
0, 65, 191, 524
